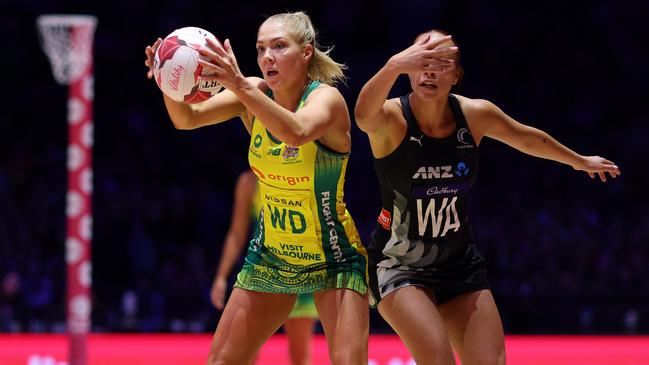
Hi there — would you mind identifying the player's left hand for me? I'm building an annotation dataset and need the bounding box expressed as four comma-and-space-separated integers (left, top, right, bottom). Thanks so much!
574, 156, 621, 182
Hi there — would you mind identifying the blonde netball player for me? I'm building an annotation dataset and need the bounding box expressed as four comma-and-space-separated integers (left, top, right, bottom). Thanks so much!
210, 169, 318, 365
145, 11, 368, 365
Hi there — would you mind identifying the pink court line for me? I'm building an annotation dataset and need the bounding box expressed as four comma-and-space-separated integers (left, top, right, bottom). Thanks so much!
1, 334, 648, 365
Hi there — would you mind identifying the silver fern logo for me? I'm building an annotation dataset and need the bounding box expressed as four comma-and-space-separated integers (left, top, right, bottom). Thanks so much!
456, 128, 474, 149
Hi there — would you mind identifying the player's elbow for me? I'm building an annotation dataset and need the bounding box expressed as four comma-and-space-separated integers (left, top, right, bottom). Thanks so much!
354, 117, 372, 133
353, 108, 377, 133
170, 116, 197, 130
354, 115, 378, 134
283, 131, 308, 148
172, 121, 191, 130
353, 105, 369, 124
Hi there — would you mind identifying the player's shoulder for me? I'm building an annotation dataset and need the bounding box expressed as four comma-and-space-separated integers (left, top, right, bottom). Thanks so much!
453, 94, 500, 118
453, 94, 493, 109
306, 82, 346, 107
310, 82, 341, 96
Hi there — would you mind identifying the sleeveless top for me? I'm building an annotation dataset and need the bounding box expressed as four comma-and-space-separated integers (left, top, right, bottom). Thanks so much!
371, 93, 479, 269
246, 80, 366, 272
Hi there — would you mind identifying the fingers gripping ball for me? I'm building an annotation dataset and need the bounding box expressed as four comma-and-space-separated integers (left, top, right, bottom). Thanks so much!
153, 27, 223, 104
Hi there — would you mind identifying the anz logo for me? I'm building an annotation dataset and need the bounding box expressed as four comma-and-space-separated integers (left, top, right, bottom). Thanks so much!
413, 162, 470, 179
412, 165, 453, 179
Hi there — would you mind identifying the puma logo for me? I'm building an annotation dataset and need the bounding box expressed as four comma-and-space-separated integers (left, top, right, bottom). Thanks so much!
410, 134, 423, 147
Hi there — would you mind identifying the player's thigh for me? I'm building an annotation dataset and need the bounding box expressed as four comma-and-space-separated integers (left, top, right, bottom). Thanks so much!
207, 288, 297, 364
314, 289, 368, 365
378, 285, 455, 365
439, 289, 505, 365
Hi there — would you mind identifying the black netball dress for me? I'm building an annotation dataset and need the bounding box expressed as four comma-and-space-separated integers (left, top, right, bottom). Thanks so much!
368, 93, 489, 306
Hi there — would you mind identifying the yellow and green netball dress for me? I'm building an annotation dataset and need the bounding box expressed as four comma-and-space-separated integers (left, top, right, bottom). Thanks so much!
235, 80, 367, 295
250, 181, 318, 318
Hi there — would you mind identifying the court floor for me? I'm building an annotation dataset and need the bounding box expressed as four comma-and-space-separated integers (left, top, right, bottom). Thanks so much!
2, 334, 648, 364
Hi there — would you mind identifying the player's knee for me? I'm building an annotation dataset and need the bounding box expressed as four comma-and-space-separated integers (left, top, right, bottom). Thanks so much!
205, 359, 232, 365
329, 347, 364, 365
204, 353, 230, 365
464, 349, 506, 365
412, 336, 454, 365
204, 355, 219, 365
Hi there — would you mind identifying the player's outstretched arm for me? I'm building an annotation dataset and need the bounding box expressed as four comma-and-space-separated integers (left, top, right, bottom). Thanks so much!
468, 98, 621, 182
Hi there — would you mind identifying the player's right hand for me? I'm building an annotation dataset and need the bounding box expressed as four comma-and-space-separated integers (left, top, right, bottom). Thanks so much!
388, 33, 457, 74
144, 38, 162, 79
210, 277, 228, 310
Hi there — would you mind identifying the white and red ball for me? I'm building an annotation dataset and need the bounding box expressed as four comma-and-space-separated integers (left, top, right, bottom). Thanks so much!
153, 27, 223, 104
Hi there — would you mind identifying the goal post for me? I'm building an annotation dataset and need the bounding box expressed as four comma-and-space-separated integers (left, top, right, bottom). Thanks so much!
37, 14, 97, 365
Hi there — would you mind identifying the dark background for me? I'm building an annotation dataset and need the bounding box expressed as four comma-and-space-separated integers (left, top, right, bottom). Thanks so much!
1, 0, 648, 334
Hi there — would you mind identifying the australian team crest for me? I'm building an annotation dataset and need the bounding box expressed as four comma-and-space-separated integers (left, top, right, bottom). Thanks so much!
282, 146, 299, 160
